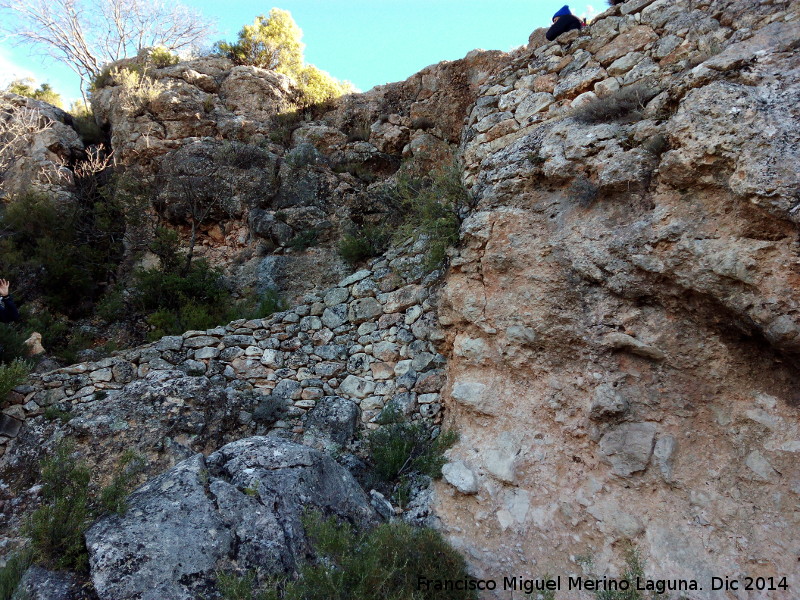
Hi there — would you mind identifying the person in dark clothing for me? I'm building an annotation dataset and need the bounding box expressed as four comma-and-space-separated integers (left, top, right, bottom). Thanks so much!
546, 5, 584, 41
0, 279, 20, 323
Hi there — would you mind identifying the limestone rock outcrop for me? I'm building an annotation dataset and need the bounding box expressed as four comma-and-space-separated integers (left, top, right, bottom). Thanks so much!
86, 437, 377, 600
0, 92, 84, 198
436, 0, 800, 595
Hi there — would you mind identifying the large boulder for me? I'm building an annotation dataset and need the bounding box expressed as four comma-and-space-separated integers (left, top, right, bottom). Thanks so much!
85, 437, 377, 600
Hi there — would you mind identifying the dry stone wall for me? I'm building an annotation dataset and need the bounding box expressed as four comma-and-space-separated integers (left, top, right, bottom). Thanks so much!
1, 243, 447, 455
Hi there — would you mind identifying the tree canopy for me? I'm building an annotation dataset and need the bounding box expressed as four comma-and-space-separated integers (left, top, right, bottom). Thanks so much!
4, 79, 63, 108
215, 9, 353, 107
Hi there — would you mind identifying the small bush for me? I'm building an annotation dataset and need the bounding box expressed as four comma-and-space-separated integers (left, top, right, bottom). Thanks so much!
571, 84, 659, 124
0, 324, 31, 365
288, 228, 318, 251
146, 47, 180, 68
595, 544, 652, 600
0, 359, 31, 404
254, 289, 289, 318
68, 101, 105, 146
215, 10, 351, 109
366, 409, 457, 483
391, 163, 467, 272
24, 441, 147, 573
24, 441, 92, 571
111, 67, 167, 115
98, 450, 146, 515
338, 225, 390, 265
218, 570, 267, 600
43, 405, 72, 424
280, 512, 476, 600
0, 548, 33, 600
5, 78, 63, 108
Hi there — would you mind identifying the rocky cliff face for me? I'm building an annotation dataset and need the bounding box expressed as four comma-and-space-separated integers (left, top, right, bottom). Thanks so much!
86, 49, 507, 300
2, 0, 799, 597
436, 0, 800, 595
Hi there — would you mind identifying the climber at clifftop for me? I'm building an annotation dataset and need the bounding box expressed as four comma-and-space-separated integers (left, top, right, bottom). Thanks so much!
546, 5, 584, 41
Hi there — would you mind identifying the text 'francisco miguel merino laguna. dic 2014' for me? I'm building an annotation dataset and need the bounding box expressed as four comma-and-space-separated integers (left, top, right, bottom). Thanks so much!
417, 575, 704, 595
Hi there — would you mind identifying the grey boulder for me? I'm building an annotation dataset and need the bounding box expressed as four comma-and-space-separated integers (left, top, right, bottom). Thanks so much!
86, 437, 377, 600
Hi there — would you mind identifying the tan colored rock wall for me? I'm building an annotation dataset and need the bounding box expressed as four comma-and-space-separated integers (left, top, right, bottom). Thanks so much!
436, 0, 800, 597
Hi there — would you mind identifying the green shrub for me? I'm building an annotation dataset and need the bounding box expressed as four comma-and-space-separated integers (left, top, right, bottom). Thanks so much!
595, 544, 654, 600
24, 441, 92, 571
215, 9, 351, 108
367, 407, 457, 482
43, 405, 72, 424
0, 359, 31, 404
68, 101, 105, 146
570, 84, 659, 124
24, 441, 147, 573
214, 9, 304, 73
391, 163, 466, 272
218, 570, 268, 600
281, 512, 475, 600
5, 78, 63, 108
215, 511, 474, 600
253, 289, 288, 318
338, 225, 390, 265
0, 191, 123, 315
147, 47, 180, 68
113, 67, 167, 115
0, 548, 33, 600
133, 258, 227, 313
98, 450, 146, 515
288, 228, 318, 251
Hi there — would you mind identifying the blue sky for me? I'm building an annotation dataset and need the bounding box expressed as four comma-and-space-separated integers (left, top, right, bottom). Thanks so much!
0, 1, 602, 105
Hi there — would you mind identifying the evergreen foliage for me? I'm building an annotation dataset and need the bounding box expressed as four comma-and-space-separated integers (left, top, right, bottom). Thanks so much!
214, 9, 352, 107
4, 78, 63, 108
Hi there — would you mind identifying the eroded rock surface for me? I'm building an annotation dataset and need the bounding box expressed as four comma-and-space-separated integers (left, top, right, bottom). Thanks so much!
436, 0, 800, 596
85, 437, 377, 600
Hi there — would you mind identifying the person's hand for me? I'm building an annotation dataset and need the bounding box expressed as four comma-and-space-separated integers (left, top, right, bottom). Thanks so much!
0, 279, 10, 297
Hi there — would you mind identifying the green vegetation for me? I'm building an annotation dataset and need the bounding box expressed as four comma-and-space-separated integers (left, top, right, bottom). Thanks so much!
288, 228, 319, 251
98, 450, 147, 515
214, 9, 352, 108
366, 407, 458, 483
23, 441, 146, 573
146, 46, 180, 68
390, 163, 467, 272
132, 228, 287, 339
0, 181, 125, 362
24, 441, 93, 571
0, 189, 123, 314
43, 405, 72, 424
338, 225, 390, 265
0, 324, 30, 365
217, 511, 475, 600
570, 84, 659, 124
4, 78, 63, 108
0, 548, 33, 600
68, 100, 105, 146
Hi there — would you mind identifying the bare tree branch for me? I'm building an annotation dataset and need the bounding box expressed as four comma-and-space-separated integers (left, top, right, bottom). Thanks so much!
0, 0, 213, 97
0, 98, 54, 194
